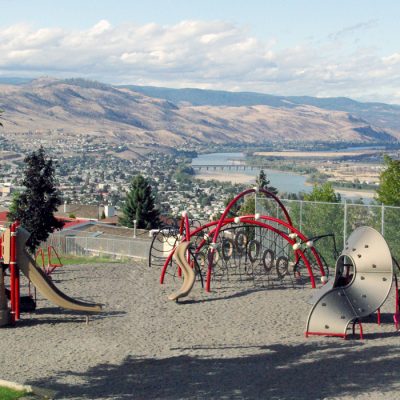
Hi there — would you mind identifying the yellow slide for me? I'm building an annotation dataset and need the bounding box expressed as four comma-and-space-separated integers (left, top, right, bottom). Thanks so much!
168, 241, 196, 301
16, 227, 102, 312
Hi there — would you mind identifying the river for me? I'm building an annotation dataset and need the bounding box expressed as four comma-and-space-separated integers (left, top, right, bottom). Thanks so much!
192, 152, 311, 194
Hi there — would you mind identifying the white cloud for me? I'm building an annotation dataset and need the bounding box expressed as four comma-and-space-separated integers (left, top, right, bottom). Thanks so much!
0, 19, 399, 103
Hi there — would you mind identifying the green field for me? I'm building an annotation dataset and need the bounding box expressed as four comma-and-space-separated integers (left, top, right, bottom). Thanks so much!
35, 253, 124, 267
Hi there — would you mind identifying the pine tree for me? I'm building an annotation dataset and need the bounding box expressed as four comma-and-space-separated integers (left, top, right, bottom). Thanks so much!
240, 195, 256, 216
256, 169, 278, 194
8, 147, 64, 252
120, 175, 160, 229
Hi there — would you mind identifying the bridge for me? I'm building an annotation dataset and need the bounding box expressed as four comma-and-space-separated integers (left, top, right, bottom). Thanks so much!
192, 164, 268, 171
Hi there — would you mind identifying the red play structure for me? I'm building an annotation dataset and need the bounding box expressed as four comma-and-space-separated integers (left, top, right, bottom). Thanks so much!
0, 222, 102, 327
36, 245, 63, 276
150, 188, 329, 295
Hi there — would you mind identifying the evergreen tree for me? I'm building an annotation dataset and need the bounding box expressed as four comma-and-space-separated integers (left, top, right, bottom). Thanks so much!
8, 147, 64, 252
240, 195, 256, 216
256, 169, 278, 194
120, 175, 160, 229
223, 194, 241, 218
376, 155, 400, 206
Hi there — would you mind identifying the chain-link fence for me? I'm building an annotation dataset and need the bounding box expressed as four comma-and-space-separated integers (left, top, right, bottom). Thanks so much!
256, 196, 400, 265
44, 233, 151, 260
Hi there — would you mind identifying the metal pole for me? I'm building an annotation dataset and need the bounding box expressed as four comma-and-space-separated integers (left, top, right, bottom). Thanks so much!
343, 200, 347, 243
9, 224, 16, 324
10, 222, 20, 322
300, 200, 303, 231
133, 220, 137, 239
381, 203, 385, 236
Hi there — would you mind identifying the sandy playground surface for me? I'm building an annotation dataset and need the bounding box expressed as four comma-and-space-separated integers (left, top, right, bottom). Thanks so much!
1, 261, 399, 400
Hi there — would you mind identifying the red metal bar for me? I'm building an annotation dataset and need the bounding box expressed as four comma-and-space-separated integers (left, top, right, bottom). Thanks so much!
187, 215, 325, 278
358, 321, 364, 340
208, 188, 323, 291
252, 215, 326, 277
36, 248, 45, 272
47, 246, 63, 275
9, 222, 19, 323
15, 265, 20, 321
259, 188, 293, 226
160, 189, 326, 290
14, 222, 20, 321
197, 218, 316, 291
377, 308, 381, 325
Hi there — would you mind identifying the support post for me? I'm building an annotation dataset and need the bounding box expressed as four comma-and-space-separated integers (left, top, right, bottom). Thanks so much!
10, 222, 20, 322
299, 200, 303, 231
343, 200, 347, 244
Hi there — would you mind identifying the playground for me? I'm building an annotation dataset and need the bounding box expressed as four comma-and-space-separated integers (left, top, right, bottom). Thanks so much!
0, 259, 399, 399
0, 188, 399, 399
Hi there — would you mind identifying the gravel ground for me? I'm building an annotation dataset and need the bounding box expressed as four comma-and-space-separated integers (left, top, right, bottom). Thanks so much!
1, 262, 399, 400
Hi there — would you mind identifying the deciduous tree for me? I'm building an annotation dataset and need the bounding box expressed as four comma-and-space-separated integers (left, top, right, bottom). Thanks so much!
304, 182, 341, 203
376, 155, 400, 206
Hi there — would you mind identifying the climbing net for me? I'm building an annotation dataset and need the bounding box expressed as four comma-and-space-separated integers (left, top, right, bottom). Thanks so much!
149, 188, 330, 293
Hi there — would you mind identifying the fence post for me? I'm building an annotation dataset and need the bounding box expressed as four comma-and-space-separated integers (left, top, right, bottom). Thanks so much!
381, 203, 385, 236
300, 200, 303, 231
343, 200, 347, 243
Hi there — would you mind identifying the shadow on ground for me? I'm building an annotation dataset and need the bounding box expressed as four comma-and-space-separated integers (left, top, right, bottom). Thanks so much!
29, 341, 400, 399
15, 309, 126, 327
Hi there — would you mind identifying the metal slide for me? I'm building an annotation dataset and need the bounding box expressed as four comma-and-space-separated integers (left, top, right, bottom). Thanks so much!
306, 226, 393, 338
168, 241, 196, 301
16, 227, 102, 312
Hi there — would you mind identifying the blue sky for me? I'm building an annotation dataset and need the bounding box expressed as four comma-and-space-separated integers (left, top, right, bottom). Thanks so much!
1, 0, 400, 103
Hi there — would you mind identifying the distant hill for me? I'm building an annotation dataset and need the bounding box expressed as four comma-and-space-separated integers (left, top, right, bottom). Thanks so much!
0, 77, 33, 85
0, 77, 398, 148
123, 85, 400, 134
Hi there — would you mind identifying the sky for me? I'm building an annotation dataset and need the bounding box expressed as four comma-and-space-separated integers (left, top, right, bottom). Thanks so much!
1, 0, 400, 104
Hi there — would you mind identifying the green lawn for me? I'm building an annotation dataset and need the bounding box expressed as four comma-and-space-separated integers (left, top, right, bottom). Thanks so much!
59, 255, 124, 265
0, 386, 28, 400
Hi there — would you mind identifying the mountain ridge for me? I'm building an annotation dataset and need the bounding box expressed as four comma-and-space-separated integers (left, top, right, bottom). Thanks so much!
123, 85, 400, 133
0, 77, 398, 148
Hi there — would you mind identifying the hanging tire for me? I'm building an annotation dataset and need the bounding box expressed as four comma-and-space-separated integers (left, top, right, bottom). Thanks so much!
222, 238, 234, 261
262, 249, 275, 273
248, 239, 261, 263
276, 256, 289, 279
234, 231, 248, 254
